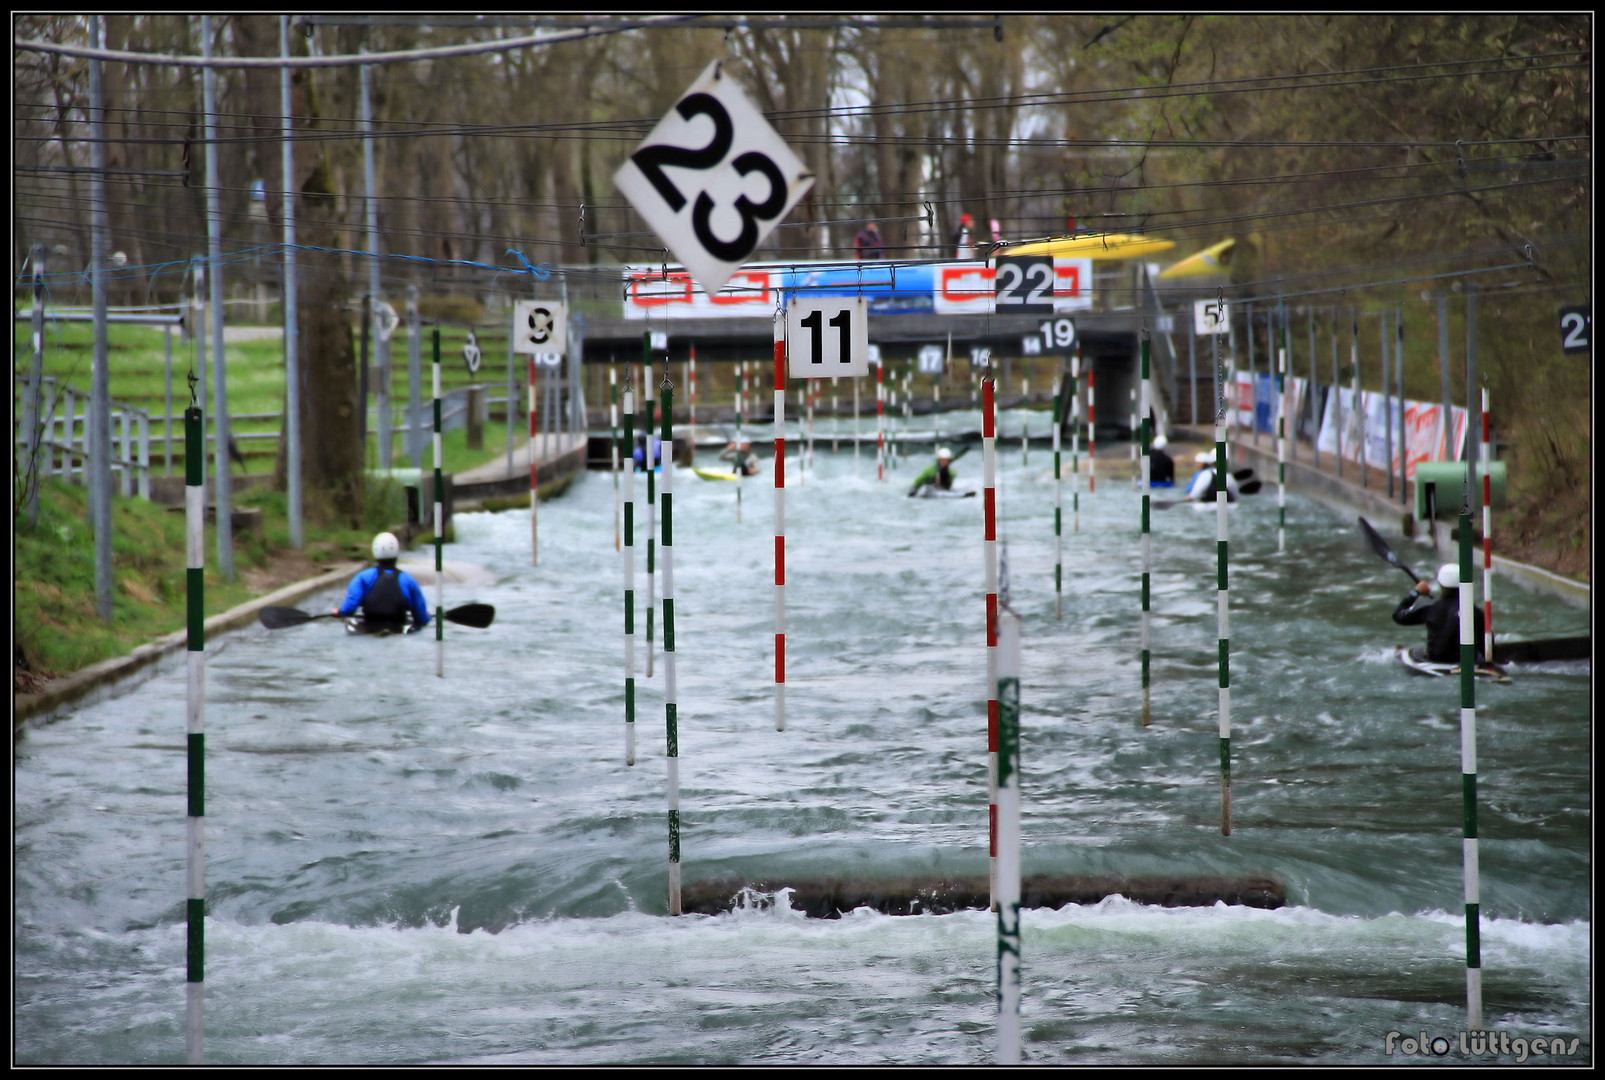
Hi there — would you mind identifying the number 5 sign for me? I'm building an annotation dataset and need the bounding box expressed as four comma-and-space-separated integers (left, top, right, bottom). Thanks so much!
786, 297, 868, 378
615, 60, 816, 298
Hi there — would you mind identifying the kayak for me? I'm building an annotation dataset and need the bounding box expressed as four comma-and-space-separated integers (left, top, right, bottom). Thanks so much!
345, 614, 418, 637
910, 484, 977, 499
693, 467, 741, 482
1395, 645, 1510, 683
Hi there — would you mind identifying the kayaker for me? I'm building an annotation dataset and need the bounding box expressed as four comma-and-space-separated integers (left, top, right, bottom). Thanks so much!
908, 446, 962, 496
719, 437, 760, 476
331, 532, 432, 632
1150, 434, 1175, 486
1393, 563, 1486, 664
1182, 450, 1240, 503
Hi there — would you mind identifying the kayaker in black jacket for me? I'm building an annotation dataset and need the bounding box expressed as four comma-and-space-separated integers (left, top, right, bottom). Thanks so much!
1393, 563, 1485, 664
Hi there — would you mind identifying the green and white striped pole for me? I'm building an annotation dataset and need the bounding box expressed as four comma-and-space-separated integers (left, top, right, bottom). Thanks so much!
1277, 316, 1287, 553
623, 365, 637, 766
1071, 349, 1081, 533
432, 329, 445, 678
184, 403, 205, 1064
1461, 281, 1483, 1030
1213, 313, 1232, 836
1086, 366, 1096, 502
1129, 386, 1138, 490
660, 376, 682, 914
611, 366, 620, 551
995, 605, 1023, 1065
1052, 371, 1063, 620
643, 339, 656, 680
1139, 330, 1152, 727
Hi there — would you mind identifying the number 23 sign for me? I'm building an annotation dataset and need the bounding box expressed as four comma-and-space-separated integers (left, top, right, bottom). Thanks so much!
615, 60, 816, 298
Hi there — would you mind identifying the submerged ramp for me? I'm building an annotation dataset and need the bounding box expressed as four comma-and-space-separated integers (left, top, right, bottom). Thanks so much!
682, 873, 1286, 918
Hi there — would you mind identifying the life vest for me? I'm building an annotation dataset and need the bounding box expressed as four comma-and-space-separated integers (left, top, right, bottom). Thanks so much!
362, 566, 408, 627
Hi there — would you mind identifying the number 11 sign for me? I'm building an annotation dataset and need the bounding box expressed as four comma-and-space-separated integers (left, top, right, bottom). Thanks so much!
614, 60, 816, 298
787, 297, 868, 378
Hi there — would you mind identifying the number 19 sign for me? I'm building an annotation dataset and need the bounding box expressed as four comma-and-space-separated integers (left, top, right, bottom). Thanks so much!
615, 60, 816, 298
787, 297, 868, 378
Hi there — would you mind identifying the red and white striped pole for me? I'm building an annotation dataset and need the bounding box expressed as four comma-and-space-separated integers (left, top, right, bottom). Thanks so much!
983, 376, 999, 910
1481, 387, 1494, 661
536, 357, 548, 568
773, 327, 788, 732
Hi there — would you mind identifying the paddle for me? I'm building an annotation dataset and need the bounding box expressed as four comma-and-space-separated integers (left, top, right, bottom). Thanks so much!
1153, 478, 1261, 510
1234, 468, 1254, 482
1357, 516, 1420, 584
259, 602, 496, 630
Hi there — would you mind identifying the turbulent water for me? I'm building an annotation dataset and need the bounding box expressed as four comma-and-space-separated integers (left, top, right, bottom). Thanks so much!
14, 407, 1591, 1065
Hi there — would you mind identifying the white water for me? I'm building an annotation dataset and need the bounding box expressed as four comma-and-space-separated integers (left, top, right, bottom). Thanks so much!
14, 413, 1591, 1065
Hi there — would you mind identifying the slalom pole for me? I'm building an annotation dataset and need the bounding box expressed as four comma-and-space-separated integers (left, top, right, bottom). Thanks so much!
853, 371, 860, 472
536, 357, 548, 568
1129, 386, 1138, 489
773, 328, 787, 732
660, 375, 682, 914
1480, 386, 1494, 662
832, 376, 839, 453
995, 604, 1023, 1066
805, 379, 814, 481
735, 356, 744, 523
982, 376, 999, 910
1086, 366, 1096, 500
1460, 281, 1483, 1030
876, 359, 885, 482
643, 341, 655, 680
1309, 309, 1320, 469
1022, 372, 1030, 467
1352, 308, 1365, 488
903, 363, 912, 461
1277, 319, 1287, 553
623, 366, 637, 766
183, 402, 205, 1064
432, 329, 445, 678
1139, 330, 1152, 727
1053, 370, 1063, 619
688, 345, 696, 438
611, 365, 620, 551
1214, 323, 1231, 837
1071, 349, 1081, 533
1381, 312, 1393, 499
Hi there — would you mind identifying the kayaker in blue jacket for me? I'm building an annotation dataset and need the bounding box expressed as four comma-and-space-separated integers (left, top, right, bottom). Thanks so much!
331, 532, 432, 632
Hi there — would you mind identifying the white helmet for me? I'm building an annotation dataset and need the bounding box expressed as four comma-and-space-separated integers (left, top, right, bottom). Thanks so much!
1195, 450, 1214, 465
372, 532, 401, 560
937, 447, 954, 461
1436, 563, 1461, 590
1152, 435, 1167, 451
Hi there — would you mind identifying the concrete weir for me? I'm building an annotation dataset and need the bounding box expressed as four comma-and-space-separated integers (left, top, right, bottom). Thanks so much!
681, 873, 1287, 918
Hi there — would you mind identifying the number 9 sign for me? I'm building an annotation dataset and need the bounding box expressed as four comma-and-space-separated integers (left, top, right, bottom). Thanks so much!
614, 60, 816, 299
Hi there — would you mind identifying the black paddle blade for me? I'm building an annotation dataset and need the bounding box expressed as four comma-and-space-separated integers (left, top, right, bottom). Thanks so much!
1239, 479, 1263, 496
444, 603, 495, 629
1357, 516, 1419, 583
259, 605, 318, 629
1233, 468, 1255, 481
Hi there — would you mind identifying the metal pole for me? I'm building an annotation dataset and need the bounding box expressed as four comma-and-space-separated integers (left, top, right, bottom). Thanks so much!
24, 245, 46, 526
203, 14, 233, 582
89, 16, 113, 621
281, 16, 302, 548
1438, 292, 1453, 460
362, 57, 391, 470
408, 284, 422, 470
1459, 284, 1483, 1032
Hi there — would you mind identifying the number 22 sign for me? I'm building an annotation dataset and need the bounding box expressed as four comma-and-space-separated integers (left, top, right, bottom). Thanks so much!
615, 60, 816, 298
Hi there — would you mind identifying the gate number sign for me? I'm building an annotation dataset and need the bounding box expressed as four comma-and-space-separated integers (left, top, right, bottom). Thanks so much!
1559, 305, 1590, 354
513, 300, 566, 355
994, 255, 1055, 314
786, 297, 868, 378
615, 60, 816, 299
